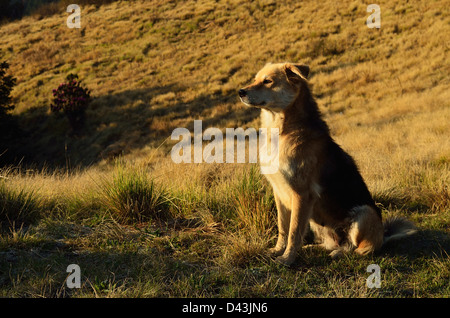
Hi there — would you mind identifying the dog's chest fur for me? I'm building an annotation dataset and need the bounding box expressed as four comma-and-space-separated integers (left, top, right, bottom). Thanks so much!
260, 109, 297, 207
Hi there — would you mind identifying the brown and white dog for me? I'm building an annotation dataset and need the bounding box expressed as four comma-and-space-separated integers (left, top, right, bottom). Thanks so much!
239, 62, 416, 265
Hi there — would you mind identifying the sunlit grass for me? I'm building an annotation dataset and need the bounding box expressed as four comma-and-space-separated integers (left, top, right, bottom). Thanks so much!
0, 0, 448, 298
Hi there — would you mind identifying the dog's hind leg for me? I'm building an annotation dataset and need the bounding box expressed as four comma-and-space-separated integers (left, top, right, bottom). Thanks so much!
348, 205, 384, 255
308, 220, 348, 258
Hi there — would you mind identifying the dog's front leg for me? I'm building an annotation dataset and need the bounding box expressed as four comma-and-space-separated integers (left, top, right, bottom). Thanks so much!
276, 192, 314, 266
269, 193, 291, 257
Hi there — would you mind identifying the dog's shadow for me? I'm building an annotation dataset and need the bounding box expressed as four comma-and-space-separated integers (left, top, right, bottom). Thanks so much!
379, 228, 449, 260
284, 227, 449, 270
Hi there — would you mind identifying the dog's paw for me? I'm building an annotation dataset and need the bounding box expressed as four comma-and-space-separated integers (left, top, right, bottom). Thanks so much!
329, 249, 344, 259
302, 244, 318, 249
268, 247, 285, 257
275, 253, 296, 266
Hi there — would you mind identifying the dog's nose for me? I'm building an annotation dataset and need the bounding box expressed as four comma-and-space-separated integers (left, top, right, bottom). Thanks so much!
238, 89, 247, 97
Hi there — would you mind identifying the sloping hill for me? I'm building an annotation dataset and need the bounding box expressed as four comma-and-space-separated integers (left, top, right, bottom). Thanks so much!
0, 0, 449, 298
0, 0, 448, 167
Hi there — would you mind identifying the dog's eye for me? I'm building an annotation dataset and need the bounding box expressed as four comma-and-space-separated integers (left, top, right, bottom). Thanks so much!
263, 78, 272, 84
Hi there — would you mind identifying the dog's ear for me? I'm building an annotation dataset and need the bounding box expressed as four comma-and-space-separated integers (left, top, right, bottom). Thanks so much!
284, 63, 310, 83
293, 64, 310, 79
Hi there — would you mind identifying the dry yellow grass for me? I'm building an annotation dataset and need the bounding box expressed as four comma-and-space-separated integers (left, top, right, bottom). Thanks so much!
0, 0, 449, 298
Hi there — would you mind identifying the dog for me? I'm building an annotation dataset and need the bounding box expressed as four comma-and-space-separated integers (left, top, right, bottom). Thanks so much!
238, 62, 417, 265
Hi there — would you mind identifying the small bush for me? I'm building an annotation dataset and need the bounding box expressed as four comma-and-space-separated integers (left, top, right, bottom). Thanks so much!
51, 73, 91, 132
0, 58, 20, 164
0, 60, 16, 118
0, 181, 42, 226
301, 38, 346, 59
100, 165, 174, 224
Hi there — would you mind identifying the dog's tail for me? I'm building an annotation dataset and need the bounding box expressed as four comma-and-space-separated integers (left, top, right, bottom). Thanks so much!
383, 216, 417, 245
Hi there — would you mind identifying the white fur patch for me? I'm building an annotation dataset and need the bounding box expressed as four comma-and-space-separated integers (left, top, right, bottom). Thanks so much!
312, 182, 322, 198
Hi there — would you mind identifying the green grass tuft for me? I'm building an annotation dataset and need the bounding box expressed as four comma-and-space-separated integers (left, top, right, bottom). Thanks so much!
99, 163, 174, 224
233, 165, 276, 237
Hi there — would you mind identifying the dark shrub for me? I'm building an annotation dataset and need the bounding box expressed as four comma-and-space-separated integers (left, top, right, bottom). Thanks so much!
0, 59, 19, 164
0, 60, 16, 118
51, 73, 91, 132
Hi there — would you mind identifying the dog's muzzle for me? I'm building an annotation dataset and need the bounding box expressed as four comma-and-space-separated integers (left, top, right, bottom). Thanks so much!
238, 88, 266, 107
238, 88, 250, 105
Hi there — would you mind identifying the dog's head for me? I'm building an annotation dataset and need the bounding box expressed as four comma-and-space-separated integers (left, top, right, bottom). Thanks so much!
238, 62, 309, 112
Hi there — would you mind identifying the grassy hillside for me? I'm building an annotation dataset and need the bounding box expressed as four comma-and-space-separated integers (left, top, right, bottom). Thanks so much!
0, 0, 449, 298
